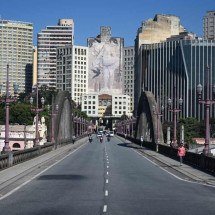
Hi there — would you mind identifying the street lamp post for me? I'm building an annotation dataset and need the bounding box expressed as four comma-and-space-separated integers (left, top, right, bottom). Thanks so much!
168, 86, 183, 148
153, 101, 164, 152
74, 117, 78, 137
30, 84, 45, 146
197, 66, 215, 155
0, 64, 19, 152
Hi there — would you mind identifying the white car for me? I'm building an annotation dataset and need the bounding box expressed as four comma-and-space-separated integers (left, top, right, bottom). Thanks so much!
109, 131, 114, 137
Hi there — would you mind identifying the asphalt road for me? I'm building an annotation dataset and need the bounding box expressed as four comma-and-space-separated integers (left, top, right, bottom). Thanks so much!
0, 135, 215, 215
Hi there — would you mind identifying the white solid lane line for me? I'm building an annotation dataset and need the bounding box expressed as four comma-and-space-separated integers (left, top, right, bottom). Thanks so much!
0, 143, 87, 200
132, 148, 215, 188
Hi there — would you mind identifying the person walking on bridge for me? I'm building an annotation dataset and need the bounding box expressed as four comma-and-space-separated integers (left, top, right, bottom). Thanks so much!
177, 144, 186, 166
140, 136, 144, 147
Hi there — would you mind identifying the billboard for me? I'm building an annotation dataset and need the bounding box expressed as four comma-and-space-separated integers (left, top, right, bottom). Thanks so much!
88, 33, 123, 95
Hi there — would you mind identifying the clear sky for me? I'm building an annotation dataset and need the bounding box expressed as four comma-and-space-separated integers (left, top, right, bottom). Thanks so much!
0, 0, 214, 46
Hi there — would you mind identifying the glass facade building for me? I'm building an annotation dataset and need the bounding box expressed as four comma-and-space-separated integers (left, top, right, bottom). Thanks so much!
140, 39, 215, 121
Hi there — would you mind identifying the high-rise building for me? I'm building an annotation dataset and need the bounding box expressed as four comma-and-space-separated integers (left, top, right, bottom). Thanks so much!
123, 46, 135, 112
87, 26, 124, 95
204, 11, 215, 40
0, 19, 33, 93
84, 26, 132, 127
37, 19, 74, 88
139, 35, 215, 121
134, 14, 185, 115
56, 45, 88, 103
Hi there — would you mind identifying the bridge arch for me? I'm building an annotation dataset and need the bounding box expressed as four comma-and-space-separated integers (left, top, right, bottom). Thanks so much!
52, 91, 74, 144
136, 91, 164, 145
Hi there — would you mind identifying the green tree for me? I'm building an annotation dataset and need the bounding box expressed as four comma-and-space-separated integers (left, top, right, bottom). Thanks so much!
9, 103, 34, 125
178, 117, 203, 144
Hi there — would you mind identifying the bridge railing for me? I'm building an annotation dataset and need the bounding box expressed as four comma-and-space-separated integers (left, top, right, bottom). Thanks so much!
0, 143, 53, 169
117, 133, 215, 175
0, 134, 87, 171
158, 144, 215, 175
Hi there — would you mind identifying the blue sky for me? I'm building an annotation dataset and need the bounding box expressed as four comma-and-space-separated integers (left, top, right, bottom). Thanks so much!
0, 0, 214, 46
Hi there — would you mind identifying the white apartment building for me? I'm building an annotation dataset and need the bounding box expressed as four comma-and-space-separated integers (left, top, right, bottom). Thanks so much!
204, 11, 215, 40
112, 94, 131, 117
81, 94, 98, 117
81, 93, 131, 118
123, 46, 134, 113
56, 45, 88, 103
37, 19, 74, 88
0, 19, 33, 93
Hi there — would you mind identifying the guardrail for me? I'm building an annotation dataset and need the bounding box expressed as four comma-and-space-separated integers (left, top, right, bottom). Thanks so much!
0, 134, 87, 171
117, 133, 215, 176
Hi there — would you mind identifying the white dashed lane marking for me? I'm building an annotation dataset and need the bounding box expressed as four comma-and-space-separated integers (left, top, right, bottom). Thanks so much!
103, 205, 107, 213
105, 190, 108, 196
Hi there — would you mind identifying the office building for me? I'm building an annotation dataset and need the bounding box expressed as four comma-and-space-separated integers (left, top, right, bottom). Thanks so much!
82, 93, 131, 118
0, 19, 33, 93
139, 35, 215, 121
56, 45, 88, 103
123, 46, 135, 112
204, 11, 215, 40
37, 19, 74, 88
134, 14, 185, 114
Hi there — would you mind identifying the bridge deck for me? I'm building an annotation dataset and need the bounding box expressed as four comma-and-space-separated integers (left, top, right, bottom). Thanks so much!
0, 135, 214, 199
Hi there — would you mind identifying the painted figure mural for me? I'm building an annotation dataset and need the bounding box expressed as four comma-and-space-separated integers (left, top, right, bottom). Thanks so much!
88, 27, 123, 95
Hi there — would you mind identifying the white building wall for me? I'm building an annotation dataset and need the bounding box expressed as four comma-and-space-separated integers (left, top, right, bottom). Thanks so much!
56, 45, 88, 103
112, 94, 131, 117
81, 94, 98, 117
72, 46, 88, 103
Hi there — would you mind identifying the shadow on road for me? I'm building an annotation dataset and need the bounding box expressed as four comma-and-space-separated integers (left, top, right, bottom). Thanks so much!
37, 174, 87, 180
117, 143, 140, 149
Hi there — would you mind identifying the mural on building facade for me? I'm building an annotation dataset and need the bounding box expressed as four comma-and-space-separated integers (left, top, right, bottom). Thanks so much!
88, 27, 123, 95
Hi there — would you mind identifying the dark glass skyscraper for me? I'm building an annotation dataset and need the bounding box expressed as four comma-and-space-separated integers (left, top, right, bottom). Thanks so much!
139, 39, 215, 121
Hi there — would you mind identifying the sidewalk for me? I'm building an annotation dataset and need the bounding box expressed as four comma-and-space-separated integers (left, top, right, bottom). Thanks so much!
118, 136, 215, 186
0, 137, 88, 193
